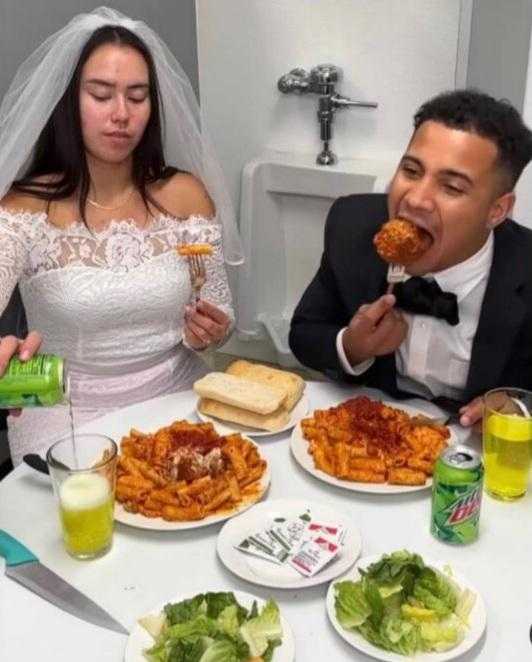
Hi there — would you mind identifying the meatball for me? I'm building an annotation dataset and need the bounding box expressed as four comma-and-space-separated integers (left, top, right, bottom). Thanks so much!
373, 218, 431, 265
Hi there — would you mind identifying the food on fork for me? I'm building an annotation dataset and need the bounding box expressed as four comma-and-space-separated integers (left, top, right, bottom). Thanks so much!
225, 360, 305, 411
194, 372, 285, 415
115, 420, 267, 521
176, 242, 213, 256
373, 218, 431, 265
301, 396, 449, 486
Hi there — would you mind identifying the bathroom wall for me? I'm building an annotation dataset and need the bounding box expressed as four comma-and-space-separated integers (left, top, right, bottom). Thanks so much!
466, 0, 532, 113
197, 0, 470, 362
465, 0, 532, 228
513, 32, 532, 228
196, 0, 467, 211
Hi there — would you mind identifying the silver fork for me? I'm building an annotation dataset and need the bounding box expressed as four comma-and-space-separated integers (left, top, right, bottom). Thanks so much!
187, 254, 207, 302
386, 263, 406, 294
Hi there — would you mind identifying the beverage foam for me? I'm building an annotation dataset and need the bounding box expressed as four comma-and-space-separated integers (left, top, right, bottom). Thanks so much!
59, 473, 110, 510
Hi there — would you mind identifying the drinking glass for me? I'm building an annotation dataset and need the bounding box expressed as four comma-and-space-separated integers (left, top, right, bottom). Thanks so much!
483, 388, 532, 500
46, 433, 117, 559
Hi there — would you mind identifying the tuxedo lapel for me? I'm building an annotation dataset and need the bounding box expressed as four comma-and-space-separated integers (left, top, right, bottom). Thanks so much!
465, 223, 527, 399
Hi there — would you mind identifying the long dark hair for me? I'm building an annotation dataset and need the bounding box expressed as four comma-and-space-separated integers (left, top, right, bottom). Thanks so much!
13, 25, 177, 224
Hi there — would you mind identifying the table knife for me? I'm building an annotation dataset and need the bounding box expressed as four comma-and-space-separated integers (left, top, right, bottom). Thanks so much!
0, 529, 128, 634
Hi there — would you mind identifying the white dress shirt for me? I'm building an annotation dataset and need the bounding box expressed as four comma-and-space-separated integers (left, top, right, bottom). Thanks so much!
336, 233, 494, 400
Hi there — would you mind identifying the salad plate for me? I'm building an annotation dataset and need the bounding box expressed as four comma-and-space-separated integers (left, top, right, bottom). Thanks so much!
125, 589, 295, 661
326, 552, 486, 661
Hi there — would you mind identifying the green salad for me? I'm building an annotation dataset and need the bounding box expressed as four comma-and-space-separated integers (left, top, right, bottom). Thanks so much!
139, 591, 283, 662
334, 550, 476, 656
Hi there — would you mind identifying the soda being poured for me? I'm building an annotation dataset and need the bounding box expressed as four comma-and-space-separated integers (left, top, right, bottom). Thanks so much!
0, 354, 67, 407
0, 354, 76, 463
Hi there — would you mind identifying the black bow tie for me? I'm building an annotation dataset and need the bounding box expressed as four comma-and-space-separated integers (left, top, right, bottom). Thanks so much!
393, 277, 459, 326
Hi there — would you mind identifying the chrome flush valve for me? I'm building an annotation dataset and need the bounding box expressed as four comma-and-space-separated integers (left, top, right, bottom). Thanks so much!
277, 64, 377, 165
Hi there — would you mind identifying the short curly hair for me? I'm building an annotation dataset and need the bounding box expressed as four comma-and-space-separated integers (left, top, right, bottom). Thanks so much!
414, 89, 532, 190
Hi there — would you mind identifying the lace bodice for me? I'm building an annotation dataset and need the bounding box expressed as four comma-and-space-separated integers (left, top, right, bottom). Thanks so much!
0, 208, 234, 370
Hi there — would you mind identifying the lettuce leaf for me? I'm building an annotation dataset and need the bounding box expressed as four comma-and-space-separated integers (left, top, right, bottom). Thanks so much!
357, 614, 421, 655
165, 595, 206, 625
455, 588, 476, 625
413, 568, 457, 617
420, 614, 465, 652
239, 600, 282, 657
143, 595, 282, 662
333, 551, 476, 658
203, 593, 249, 623
216, 606, 240, 638
334, 581, 371, 629
198, 639, 241, 662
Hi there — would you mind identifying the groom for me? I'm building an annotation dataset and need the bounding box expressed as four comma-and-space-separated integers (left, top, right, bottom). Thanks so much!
289, 89, 532, 426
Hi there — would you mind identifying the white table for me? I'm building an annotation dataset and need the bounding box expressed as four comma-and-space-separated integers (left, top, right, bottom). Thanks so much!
0, 381, 530, 661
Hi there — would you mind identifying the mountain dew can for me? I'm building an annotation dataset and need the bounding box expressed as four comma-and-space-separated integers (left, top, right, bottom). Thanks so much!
431, 446, 483, 544
0, 354, 67, 408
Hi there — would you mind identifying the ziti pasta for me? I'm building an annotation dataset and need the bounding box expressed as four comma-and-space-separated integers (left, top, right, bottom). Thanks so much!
300, 396, 449, 486
176, 243, 213, 256
116, 420, 267, 521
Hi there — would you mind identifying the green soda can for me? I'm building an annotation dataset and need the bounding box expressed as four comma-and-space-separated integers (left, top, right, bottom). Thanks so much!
430, 445, 484, 544
0, 354, 67, 408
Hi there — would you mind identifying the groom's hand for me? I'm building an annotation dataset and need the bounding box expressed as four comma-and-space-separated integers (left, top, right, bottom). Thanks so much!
342, 294, 407, 366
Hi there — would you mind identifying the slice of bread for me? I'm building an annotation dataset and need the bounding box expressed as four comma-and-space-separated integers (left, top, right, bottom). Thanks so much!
225, 360, 305, 411
198, 398, 290, 432
193, 372, 284, 415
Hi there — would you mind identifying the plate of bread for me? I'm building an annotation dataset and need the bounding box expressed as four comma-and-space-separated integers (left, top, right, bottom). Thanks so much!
194, 360, 308, 437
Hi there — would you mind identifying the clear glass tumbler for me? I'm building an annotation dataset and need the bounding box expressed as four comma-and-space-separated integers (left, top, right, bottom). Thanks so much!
46, 433, 117, 559
483, 388, 532, 501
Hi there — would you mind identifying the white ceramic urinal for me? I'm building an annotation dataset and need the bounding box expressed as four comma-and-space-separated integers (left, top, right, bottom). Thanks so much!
236, 151, 396, 366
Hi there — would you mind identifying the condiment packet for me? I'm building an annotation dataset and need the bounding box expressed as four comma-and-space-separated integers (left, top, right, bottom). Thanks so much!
305, 521, 346, 546
288, 536, 340, 577
236, 531, 290, 564
236, 512, 346, 576
236, 513, 310, 564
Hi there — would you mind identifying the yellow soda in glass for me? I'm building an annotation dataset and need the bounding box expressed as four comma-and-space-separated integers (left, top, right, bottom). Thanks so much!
59, 473, 114, 559
484, 412, 532, 500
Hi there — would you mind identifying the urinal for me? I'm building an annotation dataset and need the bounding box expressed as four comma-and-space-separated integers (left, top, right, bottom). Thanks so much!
236, 151, 396, 366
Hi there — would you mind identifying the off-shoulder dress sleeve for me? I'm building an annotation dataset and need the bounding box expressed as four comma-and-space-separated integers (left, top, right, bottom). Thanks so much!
0, 208, 32, 315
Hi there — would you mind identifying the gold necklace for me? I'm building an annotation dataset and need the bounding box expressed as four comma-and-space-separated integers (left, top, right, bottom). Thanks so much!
87, 187, 134, 211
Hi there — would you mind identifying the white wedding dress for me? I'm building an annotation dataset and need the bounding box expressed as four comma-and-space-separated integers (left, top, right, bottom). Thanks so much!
0, 208, 234, 465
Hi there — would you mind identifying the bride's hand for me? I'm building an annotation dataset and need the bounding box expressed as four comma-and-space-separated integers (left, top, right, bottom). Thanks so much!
0, 331, 43, 417
184, 300, 230, 350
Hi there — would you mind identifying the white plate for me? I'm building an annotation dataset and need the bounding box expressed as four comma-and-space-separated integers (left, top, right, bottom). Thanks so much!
124, 589, 295, 661
290, 401, 456, 494
114, 436, 270, 530
217, 498, 362, 589
326, 555, 487, 662
197, 394, 309, 437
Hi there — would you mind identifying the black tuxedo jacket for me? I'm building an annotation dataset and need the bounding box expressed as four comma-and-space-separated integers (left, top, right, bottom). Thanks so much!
289, 193, 532, 405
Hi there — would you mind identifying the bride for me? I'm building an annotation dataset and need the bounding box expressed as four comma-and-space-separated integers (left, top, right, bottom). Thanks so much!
0, 7, 244, 465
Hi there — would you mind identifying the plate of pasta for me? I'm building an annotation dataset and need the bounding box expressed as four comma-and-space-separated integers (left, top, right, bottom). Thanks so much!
290, 396, 452, 494
114, 420, 270, 530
